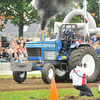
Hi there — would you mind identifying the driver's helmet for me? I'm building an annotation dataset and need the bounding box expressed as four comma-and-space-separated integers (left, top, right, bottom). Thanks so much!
63, 29, 70, 35
63, 28, 69, 33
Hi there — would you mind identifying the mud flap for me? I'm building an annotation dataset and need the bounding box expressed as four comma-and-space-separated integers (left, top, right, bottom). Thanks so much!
10, 62, 32, 71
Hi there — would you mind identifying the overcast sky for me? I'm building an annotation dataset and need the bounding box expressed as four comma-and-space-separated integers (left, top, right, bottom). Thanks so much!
31, 0, 35, 6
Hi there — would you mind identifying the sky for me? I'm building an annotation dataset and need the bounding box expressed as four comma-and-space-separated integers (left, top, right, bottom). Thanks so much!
31, 0, 35, 6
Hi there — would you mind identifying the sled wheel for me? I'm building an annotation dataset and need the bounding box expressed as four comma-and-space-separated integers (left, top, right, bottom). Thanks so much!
13, 71, 27, 83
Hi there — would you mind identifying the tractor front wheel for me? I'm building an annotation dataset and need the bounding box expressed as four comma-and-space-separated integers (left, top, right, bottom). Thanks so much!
42, 63, 55, 84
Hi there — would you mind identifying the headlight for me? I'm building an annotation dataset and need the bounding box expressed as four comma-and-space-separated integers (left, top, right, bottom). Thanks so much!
39, 59, 42, 63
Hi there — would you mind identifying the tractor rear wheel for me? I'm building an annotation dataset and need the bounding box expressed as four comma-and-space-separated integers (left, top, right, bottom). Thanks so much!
42, 63, 55, 84
68, 46, 100, 82
13, 71, 27, 83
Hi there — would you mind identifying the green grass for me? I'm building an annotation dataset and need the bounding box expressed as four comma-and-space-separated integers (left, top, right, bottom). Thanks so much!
0, 74, 41, 78
0, 89, 99, 100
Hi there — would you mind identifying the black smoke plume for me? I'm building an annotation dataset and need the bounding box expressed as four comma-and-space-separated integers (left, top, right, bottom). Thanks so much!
36, 0, 82, 30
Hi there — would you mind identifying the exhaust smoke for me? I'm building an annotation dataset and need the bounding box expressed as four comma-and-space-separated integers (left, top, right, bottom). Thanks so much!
36, 0, 82, 30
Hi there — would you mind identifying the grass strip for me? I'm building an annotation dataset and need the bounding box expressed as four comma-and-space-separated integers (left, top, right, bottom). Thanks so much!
0, 89, 99, 100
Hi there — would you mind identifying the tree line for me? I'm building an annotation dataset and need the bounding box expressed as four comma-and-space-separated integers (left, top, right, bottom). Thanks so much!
0, 0, 99, 37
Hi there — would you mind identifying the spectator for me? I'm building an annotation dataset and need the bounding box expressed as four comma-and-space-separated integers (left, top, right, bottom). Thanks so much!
12, 48, 19, 62
91, 34, 98, 43
7, 49, 13, 62
88, 40, 93, 46
23, 39, 26, 47
4, 48, 9, 62
10, 39, 14, 45
15, 37, 20, 45
30, 38, 33, 41
2, 48, 7, 58
13, 38, 18, 47
96, 41, 100, 49
19, 37, 23, 45
19, 40, 24, 46
18, 45, 25, 63
81, 33, 84, 42
50, 33, 58, 40
9, 36, 14, 43
95, 41, 99, 49
32, 38, 34, 41
20, 36, 23, 41
85, 34, 90, 43
15, 45, 19, 51
8, 44, 14, 54
92, 43, 96, 50
23, 46, 28, 61
5, 47, 9, 56
78, 38, 82, 44
26, 36, 30, 42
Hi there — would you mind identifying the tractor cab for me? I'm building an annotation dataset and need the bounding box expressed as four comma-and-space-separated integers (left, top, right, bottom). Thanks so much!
58, 24, 77, 44
58, 24, 77, 54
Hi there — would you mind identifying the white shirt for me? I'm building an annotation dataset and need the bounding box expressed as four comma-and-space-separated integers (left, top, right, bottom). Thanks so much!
69, 66, 88, 86
24, 50, 28, 57
18, 50, 24, 58
8, 48, 14, 54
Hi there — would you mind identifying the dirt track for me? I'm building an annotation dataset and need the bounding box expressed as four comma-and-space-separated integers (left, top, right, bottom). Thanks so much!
0, 76, 98, 92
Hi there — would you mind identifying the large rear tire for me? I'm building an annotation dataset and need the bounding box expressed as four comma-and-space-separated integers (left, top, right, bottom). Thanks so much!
42, 63, 55, 84
68, 46, 100, 82
13, 71, 27, 83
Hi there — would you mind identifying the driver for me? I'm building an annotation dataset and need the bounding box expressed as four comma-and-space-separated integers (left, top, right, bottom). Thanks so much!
62, 28, 71, 50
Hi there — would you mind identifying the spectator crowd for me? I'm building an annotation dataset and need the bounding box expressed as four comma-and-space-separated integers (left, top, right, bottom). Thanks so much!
76, 33, 100, 50
0, 36, 34, 63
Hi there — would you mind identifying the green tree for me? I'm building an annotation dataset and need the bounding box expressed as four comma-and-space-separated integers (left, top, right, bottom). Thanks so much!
0, 0, 40, 37
87, 0, 99, 27
69, 15, 81, 23
56, 11, 67, 22
47, 19, 56, 36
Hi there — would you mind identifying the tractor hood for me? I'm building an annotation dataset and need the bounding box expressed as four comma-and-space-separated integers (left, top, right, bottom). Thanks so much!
26, 39, 62, 61
26, 39, 62, 49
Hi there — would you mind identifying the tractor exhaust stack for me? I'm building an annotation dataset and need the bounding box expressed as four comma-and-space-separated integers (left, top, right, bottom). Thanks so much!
41, 30, 44, 41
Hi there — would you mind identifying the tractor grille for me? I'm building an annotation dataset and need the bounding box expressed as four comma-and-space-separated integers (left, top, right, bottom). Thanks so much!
27, 48, 41, 57
44, 51, 57, 60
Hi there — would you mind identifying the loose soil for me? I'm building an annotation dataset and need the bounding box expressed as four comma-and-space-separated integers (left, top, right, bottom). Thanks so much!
0, 76, 100, 100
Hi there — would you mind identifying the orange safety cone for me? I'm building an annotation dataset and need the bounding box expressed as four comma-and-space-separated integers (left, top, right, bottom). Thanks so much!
50, 77, 59, 100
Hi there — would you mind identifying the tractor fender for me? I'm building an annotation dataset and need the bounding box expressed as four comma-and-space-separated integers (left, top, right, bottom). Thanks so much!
70, 43, 90, 49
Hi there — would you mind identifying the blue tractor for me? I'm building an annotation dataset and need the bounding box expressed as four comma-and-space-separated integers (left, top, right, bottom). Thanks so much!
12, 24, 100, 84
